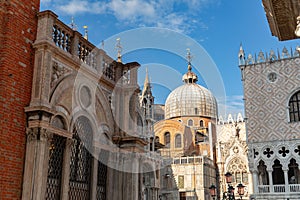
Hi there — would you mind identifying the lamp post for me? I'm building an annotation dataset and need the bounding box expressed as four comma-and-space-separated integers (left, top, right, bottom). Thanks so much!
209, 172, 245, 200
225, 172, 235, 200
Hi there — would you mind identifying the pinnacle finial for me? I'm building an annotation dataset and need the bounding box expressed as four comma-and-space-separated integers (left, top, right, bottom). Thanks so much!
70, 17, 78, 31
186, 48, 193, 71
145, 67, 149, 85
83, 25, 88, 40
115, 38, 123, 63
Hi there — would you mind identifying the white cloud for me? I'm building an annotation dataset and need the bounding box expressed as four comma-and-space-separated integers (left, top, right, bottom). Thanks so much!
109, 0, 156, 22
57, 0, 107, 15
45, 0, 216, 33
218, 95, 244, 118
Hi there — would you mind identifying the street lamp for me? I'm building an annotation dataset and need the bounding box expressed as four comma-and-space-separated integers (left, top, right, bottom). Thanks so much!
209, 172, 246, 200
225, 172, 233, 184
209, 184, 217, 200
237, 183, 245, 200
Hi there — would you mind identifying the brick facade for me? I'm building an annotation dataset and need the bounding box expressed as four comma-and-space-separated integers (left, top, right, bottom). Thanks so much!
0, 1, 40, 199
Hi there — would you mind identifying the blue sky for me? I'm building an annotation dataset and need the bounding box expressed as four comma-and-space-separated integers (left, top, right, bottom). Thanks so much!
41, 0, 299, 118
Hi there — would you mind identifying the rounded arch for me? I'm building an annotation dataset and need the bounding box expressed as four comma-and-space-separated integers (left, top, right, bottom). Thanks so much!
287, 89, 300, 122
164, 131, 171, 148
199, 120, 204, 127
188, 119, 193, 126
95, 88, 115, 134
50, 74, 77, 114
51, 114, 68, 130
50, 73, 115, 134
175, 133, 182, 148
70, 112, 97, 144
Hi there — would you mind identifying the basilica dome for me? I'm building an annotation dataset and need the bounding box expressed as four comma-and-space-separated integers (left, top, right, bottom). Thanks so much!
165, 64, 218, 119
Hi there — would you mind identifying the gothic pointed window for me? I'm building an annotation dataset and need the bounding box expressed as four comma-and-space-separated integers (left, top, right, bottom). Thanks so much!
289, 91, 300, 122
288, 159, 299, 185
175, 134, 182, 148
257, 160, 269, 185
272, 159, 284, 185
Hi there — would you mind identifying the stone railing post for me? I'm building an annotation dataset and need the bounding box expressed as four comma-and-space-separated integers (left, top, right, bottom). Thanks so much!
70, 31, 81, 58
36, 11, 57, 42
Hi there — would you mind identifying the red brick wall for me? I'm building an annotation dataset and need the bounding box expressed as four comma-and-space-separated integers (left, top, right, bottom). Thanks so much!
0, 1, 40, 199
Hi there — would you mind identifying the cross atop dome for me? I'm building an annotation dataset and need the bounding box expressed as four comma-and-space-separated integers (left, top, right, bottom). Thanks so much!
182, 48, 198, 84
115, 38, 123, 63
186, 48, 193, 71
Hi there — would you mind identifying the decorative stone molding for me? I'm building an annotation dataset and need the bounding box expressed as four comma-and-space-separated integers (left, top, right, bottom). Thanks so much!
51, 61, 72, 88
249, 140, 300, 170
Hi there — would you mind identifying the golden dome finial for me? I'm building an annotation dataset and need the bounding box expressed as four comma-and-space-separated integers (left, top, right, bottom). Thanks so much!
115, 38, 123, 63
186, 48, 193, 71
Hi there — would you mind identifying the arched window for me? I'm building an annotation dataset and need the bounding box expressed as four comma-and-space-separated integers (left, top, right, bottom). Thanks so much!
272, 159, 284, 185
175, 134, 182, 148
188, 119, 193, 126
289, 91, 300, 122
288, 158, 299, 184
51, 115, 66, 130
69, 116, 93, 199
199, 120, 204, 127
227, 158, 248, 185
45, 134, 66, 199
257, 160, 269, 185
164, 132, 170, 148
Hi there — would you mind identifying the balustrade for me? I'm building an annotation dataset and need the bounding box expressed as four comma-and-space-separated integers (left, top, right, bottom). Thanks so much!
38, 10, 116, 82
258, 184, 300, 194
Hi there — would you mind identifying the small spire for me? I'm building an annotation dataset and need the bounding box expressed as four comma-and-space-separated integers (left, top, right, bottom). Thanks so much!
141, 68, 152, 104
115, 38, 123, 63
186, 48, 193, 71
70, 17, 78, 31
83, 25, 88, 40
238, 43, 245, 65
144, 67, 150, 87
101, 40, 104, 49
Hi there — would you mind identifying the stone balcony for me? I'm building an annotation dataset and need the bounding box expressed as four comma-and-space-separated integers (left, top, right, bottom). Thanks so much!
36, 10, 116, 85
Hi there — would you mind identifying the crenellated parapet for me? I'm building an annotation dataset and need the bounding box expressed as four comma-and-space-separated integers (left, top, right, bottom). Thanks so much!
218, 113, 244, 125
238, 45, 300, 66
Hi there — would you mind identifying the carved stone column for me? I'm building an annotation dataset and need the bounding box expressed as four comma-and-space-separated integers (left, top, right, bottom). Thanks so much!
60, 138, 73, 200
251, 170, 258, 194
283, 168, 290, 193
22, 128, 52, 200
90, 148, 101, 200
267, 169, 274, 193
